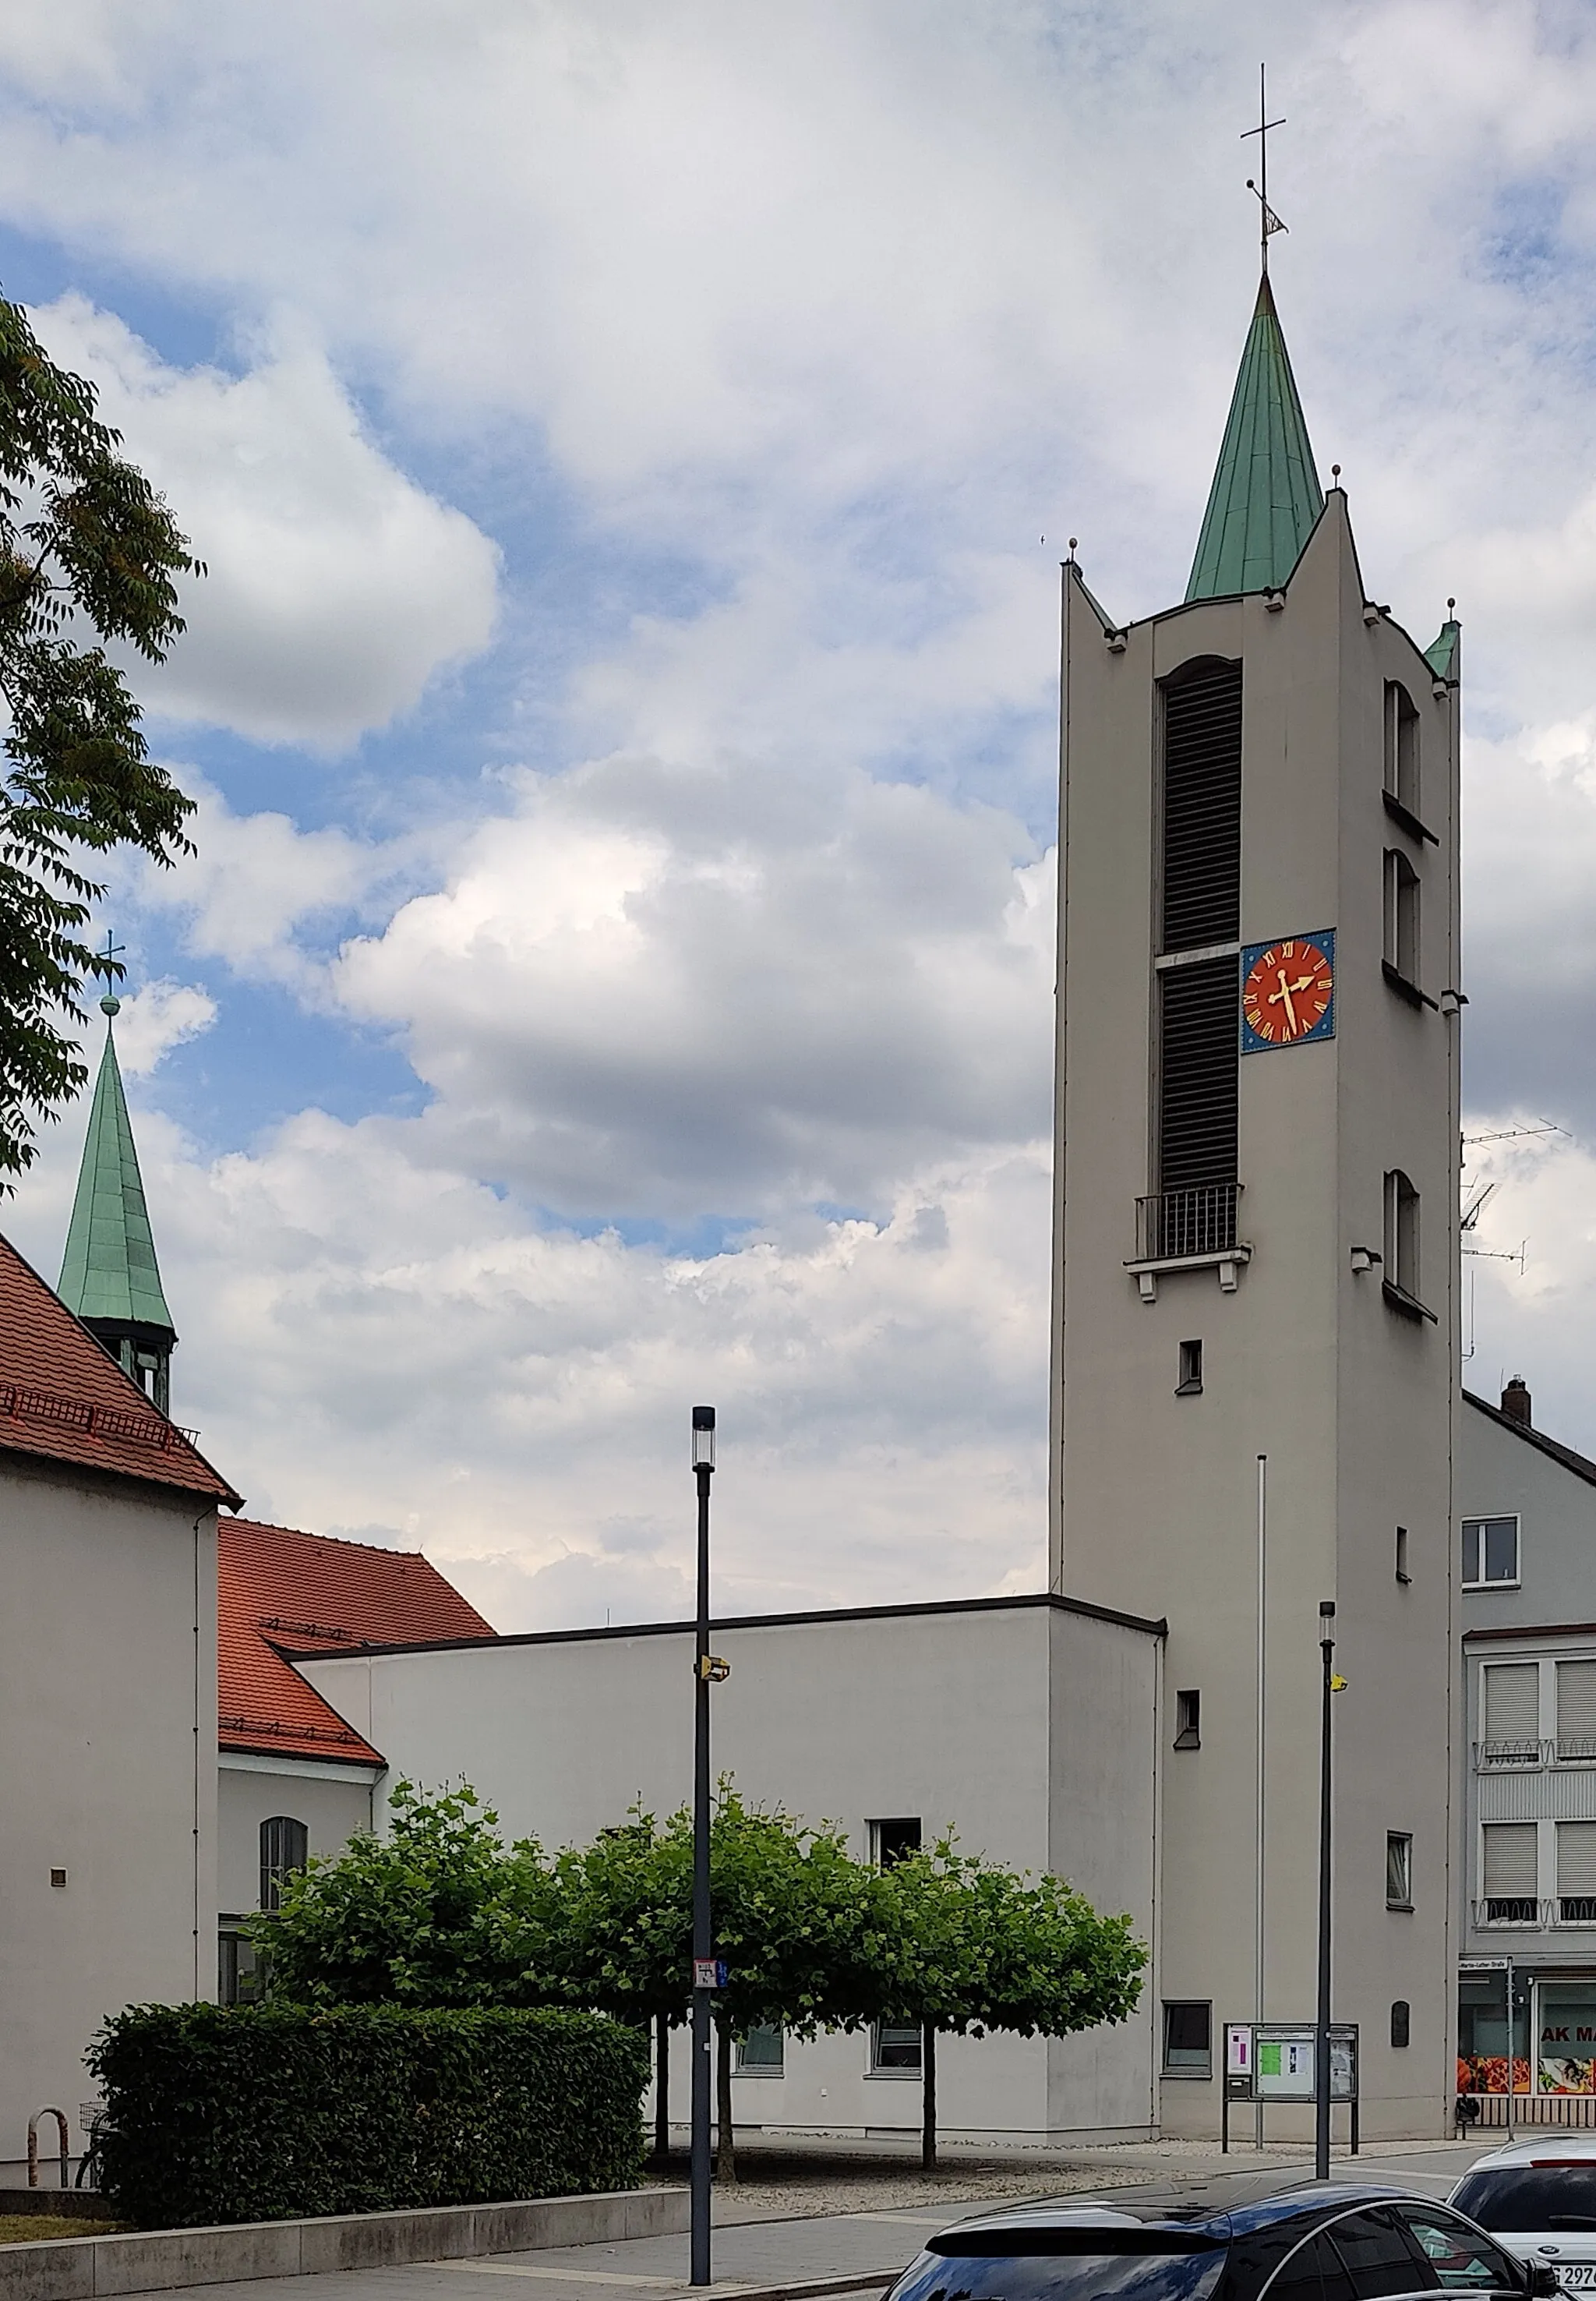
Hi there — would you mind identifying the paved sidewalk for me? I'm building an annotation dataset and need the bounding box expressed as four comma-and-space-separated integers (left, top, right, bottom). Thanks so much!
125, 2137, 1493, 2301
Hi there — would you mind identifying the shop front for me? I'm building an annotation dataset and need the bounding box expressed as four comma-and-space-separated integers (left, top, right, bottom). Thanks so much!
1459, 1965, 1596, 2123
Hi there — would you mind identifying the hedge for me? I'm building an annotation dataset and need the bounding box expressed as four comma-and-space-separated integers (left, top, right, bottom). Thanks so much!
88, 2003, 648, 2229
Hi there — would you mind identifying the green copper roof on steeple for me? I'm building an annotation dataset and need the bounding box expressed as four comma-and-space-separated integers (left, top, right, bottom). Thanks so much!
1424, 618, 1460, 682
1185, 274, 1325, 603
58, 999, 175, 1336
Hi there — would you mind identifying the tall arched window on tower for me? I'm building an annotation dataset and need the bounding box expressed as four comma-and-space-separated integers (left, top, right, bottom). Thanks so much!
1383, 849, 1421, 990
260, 1815, 309, 1912
1382, 1169, 1426, 1317
1384, 681, 1420, 817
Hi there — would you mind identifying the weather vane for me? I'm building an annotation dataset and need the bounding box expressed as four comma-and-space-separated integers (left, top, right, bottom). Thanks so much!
1241, 62, 1287, 273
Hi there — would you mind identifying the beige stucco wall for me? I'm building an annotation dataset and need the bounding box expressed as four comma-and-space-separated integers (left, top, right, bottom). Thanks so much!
1052, 500, 1459, 2139
301, 1598, 1162, 2143
0, 1451, 217, 2160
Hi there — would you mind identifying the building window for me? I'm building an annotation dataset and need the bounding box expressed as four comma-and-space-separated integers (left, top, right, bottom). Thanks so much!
1160, 2000, 1212, 2077
1557, 1822, 1596, 1924
1556, 1660, 1596, 1762
1390, 2000, 1411, 2049
1395, 1525, 1411, 1585
1161, 658, 1242, 952
869, 1818, 922, 1868
1464, 1518, 1520, 1590
1481, 1821, 1539, 1923
260, 1815, 309, 1913
1174, 1690, 1202, 1750
1383, 850, 1421, 985
1385, 680, 1420, 815
1386, 1832, 1413, 1910
734, 2026, 785, 2076
870, 2021, 923, 2073
1383, 1169, 1421, 1303
1480, 1659, 1539, 1764
217, 1925, 262, 2006
1177, 1340, 1203, 1395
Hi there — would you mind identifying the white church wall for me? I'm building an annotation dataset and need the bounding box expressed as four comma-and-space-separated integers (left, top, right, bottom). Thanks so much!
217, 1760, 377, 1917
0, 1452, 216, 2169
300, 1595, 1160, 2142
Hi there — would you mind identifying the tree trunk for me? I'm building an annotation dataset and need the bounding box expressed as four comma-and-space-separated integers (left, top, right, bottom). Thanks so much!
921, 2023, 937, 2172
655, 2016, 669, 2166
715, 2024, 737, 2184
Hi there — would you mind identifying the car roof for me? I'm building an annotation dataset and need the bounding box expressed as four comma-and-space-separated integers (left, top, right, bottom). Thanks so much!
1459, 2135, 1596, 2172
943, 2182, 1429, 2246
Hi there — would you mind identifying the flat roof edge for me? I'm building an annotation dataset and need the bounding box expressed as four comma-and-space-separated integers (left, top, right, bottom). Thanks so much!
291, 1587, 1169, 1666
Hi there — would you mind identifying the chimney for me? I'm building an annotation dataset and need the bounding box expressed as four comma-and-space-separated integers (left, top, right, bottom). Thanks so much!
1502, 1377, 1532, 1429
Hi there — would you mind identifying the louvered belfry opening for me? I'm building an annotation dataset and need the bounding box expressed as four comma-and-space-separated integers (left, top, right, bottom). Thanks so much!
1150, 659, 1242, 1258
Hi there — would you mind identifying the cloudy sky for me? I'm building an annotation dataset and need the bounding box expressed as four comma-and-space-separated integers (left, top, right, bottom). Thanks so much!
0, 2, 1585, 1628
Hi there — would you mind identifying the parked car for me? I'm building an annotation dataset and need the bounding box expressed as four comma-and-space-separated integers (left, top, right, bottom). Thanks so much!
1452, 2135, 1596, 2287
885, 2185, 1555, 2301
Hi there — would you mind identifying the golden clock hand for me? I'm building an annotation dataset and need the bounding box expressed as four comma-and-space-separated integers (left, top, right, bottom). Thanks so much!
1269, 968, 1301, 1035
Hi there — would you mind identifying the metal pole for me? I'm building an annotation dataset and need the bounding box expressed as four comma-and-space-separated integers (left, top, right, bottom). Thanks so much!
1255, 1453, 1267, 2151
690, 1412, 715, 2288
1505, 1956, 1515, 2141
1315, 1601, 1336, 2180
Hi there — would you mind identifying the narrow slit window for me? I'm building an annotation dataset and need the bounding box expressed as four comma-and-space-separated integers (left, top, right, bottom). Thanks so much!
1383, 1169, 1421, 1300
1177, 1340, 1203, 1395
1385, 681, 1420, 814
1395, 1525, 1411, 1585
1383, 850, 1421, 983
1174, 1690, 1201, 1750
1386, 1831, 1413, 1910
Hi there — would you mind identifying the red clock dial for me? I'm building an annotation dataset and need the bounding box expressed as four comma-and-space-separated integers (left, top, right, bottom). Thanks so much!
1241, 938, 1333, 1046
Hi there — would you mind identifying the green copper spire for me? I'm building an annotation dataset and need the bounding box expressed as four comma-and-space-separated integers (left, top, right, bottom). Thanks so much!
59, 994, 177, 1410
1185, 274, 1324, 603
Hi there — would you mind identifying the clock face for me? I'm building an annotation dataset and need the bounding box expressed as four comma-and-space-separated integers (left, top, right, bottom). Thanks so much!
1240, 931, 1336, 1052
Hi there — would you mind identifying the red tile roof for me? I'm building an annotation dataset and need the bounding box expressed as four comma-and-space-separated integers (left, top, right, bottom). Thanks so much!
0, 1231, 239, 1505
219, 1517, 495, 1766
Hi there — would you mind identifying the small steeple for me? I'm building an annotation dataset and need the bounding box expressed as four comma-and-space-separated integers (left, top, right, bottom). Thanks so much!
1185, 274, 1325, 603
58, 988, 178, 1416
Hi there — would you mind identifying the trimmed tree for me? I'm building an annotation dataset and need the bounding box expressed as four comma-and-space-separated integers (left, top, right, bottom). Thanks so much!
0, 292, 200, 1181
876, 1835, 1148, 2168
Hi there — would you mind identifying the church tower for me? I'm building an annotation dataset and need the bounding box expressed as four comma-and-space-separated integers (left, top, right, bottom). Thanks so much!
1050, 273, 1460, 2137
58, 991, 178, 1416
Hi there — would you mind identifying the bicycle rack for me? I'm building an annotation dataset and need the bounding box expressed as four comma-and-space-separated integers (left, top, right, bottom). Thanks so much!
27, 2106, 69, 2189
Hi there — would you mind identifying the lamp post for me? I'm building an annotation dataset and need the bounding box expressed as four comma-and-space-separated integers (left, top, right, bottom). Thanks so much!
689, 1408, 715, 2288
1315, 1599, 1336, 2181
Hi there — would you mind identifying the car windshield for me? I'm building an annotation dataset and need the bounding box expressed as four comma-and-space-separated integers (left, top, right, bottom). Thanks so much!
1453, 2168, 1596, 2234
887, 2242, 1229, 2301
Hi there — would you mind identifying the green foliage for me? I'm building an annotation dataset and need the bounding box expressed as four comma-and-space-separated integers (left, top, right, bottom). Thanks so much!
252, 1782, 563, 2008
552, 1786, 889, 2038
256, 1780, 1146, 2055
874, 1835, 1147, 2036
0, 293, 200, 1182
88, 2002, 648, 2229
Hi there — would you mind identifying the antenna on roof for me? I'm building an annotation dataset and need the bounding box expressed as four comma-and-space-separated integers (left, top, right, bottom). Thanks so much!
1241, 64, 1288, 274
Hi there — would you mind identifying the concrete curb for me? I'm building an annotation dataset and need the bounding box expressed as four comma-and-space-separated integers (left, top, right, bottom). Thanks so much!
0, 2185, 687, 2301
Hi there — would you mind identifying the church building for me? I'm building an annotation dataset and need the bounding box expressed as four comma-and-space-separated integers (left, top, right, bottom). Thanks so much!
9, 252, 1596, 2161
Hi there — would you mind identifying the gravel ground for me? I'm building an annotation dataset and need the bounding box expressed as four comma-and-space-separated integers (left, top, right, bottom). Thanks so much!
689, 2159, 1153, 2223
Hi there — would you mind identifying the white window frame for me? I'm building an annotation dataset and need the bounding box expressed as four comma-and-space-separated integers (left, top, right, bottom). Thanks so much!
1386, 1831, 1414, 1912
1463, 1515, 1521, 1592
733, 2025, 785, 2077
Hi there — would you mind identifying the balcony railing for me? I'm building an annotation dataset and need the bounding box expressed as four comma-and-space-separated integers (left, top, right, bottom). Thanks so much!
1475, 1739, 1545, 1771
1474, 1896, 1548, 1928
1135, 1185, 1240, 1261
1562, 1896, 1596, 1925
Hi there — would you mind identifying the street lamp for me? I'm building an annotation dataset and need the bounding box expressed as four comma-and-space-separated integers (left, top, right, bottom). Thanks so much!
689, 1408, 715, 2288
1315, 1600, 1336, 2181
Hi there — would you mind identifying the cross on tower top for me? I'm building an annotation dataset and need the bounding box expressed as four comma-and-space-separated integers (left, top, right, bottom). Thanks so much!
1241, 62, 1288, 274
94, 928, 125, 1017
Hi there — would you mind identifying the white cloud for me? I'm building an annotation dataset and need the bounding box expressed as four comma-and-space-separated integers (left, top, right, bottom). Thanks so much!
334, 751, 1053, 1217
28, 296, 500, 749
7, 1108, 1049, 1630
104, 979, 217, 1076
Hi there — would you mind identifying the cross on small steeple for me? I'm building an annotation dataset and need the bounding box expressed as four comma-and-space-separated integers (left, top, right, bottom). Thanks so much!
94, 928, 125, 1017
1241, 63, 1288, 274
